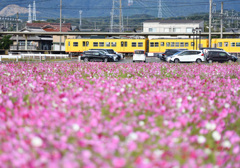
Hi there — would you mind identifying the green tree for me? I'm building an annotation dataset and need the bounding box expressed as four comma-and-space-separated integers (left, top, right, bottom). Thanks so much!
0, 35, 13, 50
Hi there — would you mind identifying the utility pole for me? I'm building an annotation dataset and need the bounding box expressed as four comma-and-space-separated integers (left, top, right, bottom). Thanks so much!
79, 10, 82, 31
119, 0, 122, 32
60, 0, 62, 52
16, 13, 19, 51
209, 0, 212, 48
220, 2, 223, 39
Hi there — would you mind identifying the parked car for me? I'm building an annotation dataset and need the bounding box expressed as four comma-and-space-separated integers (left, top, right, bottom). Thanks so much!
89, 49, 122, 61
133, 50, 146, 62
161, 49, 188, 61
229, 54, 238, 62
166, 50, 205, 63
206, 50, 238, 63
81, 50, 118, 62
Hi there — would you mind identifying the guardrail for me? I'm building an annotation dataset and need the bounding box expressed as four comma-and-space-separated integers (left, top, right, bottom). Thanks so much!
0, 54, 69, 62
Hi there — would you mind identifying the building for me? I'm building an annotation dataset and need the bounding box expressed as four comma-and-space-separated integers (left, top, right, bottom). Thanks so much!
143, 20, 204, 36
10, 22, 72, 53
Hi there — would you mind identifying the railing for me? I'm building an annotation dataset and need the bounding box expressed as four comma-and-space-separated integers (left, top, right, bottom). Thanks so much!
0, 54, 69, 62
10, 45, 38, 50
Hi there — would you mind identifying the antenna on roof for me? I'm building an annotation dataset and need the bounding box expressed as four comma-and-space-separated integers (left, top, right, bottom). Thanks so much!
33, 1, 36, 21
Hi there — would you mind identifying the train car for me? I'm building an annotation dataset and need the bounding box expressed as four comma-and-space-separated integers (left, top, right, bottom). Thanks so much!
211, 38, 240, 54
148, 38, 209, 53
65, 38, 147, 56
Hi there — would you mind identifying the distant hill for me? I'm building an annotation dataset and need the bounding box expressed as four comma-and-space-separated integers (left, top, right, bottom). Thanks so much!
0, 0, 239, 19
0, 4, 28, 17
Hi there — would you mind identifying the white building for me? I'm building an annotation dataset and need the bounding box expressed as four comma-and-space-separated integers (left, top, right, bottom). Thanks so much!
143, 20, 204, 35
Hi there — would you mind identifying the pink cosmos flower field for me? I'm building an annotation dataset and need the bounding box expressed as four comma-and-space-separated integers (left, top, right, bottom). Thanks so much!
0, 62, 240, 168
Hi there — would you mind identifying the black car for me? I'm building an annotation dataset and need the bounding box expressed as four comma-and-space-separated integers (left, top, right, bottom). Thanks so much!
206, 50, 237, 63
161, 49, 187, 61
81, 50, 118, 62
89, 49, 122, 61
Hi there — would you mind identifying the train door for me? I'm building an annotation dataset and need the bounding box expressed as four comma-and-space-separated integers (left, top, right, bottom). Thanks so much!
82, 41, 89, 52
121, 41, 127, 53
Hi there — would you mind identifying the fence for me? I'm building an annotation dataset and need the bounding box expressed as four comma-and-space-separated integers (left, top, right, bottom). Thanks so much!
0, 54, 69, 62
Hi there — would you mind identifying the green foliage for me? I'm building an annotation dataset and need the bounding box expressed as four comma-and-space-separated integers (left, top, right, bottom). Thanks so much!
0, 35, 13, 50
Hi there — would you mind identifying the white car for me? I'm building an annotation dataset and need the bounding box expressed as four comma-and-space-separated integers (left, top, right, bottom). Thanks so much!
133, 50, 146, 62
166, 50, 205, 63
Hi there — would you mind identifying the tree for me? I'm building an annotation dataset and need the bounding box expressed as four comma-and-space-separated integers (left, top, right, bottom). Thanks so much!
0, 35, 13, 50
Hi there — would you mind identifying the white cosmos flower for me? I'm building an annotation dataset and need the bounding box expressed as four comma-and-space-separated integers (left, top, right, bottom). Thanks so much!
153, 149, 164, 158
224, 103, 230, 108
212, 131, 221, 141
72, 124, 80, 132
128, 132, 138, 141
31, 136, 43, 147
197, 135, 206, 144
221, 140, 231, 148
205, 122, 216, 131
204, 148, 212, 155
139, 121, 145, 126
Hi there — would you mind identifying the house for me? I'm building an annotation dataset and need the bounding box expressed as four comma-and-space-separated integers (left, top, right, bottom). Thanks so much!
10, 22, 72, 52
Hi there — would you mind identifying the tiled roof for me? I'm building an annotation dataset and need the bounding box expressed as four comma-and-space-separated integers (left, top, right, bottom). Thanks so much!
26, 22, 71, 32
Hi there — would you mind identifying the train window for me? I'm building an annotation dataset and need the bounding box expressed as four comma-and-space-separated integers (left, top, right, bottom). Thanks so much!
224, 42, 228, 47
93, 42, 98, 47
171, 42, 174, 47
68, 42, 70, 46
231, 42, 235, 47
180, 42, 184, 47
125, 42, 127, 47
138, 42, 143, 47
176, 42, 179, 47
166, 42, 170, 47
236, 43, 240, 47
155, 42, 159, 47
161, 42, 164, 46
83, 41, 85, 46
150, 42, 154, 47
86, 42, 89, 47
191, 42, 194, 46
185, 43, 189, 47
218, 42, 222, 47
73, 42, 78, 47
99, 42, 104, 47
111, 42, 117, 47
132, 42, 137, 47
106, 42, 110, 47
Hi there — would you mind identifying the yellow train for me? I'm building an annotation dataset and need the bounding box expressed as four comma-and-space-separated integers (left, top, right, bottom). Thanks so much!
65, 38, 240, 56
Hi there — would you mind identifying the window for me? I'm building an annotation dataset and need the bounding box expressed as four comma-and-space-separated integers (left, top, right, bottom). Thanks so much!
155, 42, 159, 47
166, 42, 170, 47
191, 42, 195, 46
132, 42, 137, 47
171, 42, 174, 47
175, 42, 180, 47
83, 41, 89, 47
236, 42, 240, 47
68, 42, 70, 46
218, 42, 222, 47
106, 42, 110, 47
149, 28, 157, 32
111, 42, 117, 47
224, 42, 228, 47
150, 42, 154, 47
180, 42, 184, 47
99, 42, 104, 47
138, 42, 143, 47
219, 52, 227, 57
161, 42, 164, 46
173, 28, 181, 33
231, 42, 235, 47
125, 42, 127, 47
93, 42, 98, 47
185, 43, 189, 47
164, 28, 170, 32
73, 42, 78, 47
186, 28, 193, 33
